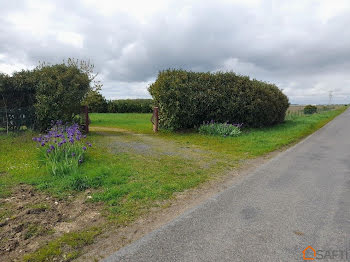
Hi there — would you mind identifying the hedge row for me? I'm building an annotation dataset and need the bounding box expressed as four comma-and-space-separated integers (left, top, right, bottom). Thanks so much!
108, 99, 153, 113
0, 60, 92, 131
85, 98, 153, 113
149, 70, 289, 129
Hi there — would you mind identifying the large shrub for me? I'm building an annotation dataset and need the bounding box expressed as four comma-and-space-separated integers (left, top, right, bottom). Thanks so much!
0, 71, 37, 130
34, 63, 90, 130
149, 70, 289, 129
1, 70, 37, 109
0, 59, 97, 131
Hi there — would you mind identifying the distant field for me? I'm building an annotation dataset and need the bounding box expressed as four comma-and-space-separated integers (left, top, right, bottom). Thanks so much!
287, 104, 343, 112
89, 113, 153, 133
285, 105, 344, 120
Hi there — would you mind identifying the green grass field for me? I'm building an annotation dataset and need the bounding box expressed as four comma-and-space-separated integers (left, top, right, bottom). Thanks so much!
90, 113, 153, 133
91, 107, 347, 157
1, 106, 347, 261
2, 108, 347, 215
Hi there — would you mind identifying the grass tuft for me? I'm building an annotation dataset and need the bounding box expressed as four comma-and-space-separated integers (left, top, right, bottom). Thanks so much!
22, 227, 101, 262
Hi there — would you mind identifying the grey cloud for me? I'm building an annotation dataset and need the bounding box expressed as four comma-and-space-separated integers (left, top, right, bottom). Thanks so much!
0, 0, 349, 103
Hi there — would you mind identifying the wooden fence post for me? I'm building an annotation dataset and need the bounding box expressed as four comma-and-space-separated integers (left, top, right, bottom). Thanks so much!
84, 106, 89, 133
152, 107, 159, 132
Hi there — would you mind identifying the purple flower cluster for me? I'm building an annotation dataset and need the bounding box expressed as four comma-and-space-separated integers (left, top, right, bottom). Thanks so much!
33, 120, 91, 160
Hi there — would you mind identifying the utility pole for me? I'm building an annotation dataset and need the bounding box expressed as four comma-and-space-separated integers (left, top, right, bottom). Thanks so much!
328, 91, 333, 106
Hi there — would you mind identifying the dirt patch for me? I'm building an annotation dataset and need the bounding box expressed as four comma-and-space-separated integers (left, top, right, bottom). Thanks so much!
0, 185, 105, 262
76, 148, 284, 261
91, 126, 210, 161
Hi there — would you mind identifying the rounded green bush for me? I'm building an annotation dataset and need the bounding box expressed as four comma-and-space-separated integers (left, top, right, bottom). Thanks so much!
149, 70, 290, 129
304, 105, 317, 114
1, 59, 96, 131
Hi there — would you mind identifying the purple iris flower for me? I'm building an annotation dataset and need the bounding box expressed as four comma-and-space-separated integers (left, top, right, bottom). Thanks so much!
33, 122, 89, 168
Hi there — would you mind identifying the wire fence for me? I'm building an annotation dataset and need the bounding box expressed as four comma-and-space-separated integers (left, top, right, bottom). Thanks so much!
0, 106, 90, 134
0, 107, 35, 133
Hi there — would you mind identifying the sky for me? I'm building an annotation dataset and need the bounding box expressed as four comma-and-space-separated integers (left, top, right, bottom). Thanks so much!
1, 0, 350, 104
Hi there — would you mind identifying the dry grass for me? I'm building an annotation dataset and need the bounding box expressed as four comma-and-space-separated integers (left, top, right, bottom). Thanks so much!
285, 104, 344, 120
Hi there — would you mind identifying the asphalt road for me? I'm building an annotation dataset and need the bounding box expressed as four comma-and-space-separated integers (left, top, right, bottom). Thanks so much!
104, 109, 350, 262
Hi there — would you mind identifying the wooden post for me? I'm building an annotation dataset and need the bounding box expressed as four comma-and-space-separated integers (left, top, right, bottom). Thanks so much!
152, 107, 159, 132
84, 106, 89, 133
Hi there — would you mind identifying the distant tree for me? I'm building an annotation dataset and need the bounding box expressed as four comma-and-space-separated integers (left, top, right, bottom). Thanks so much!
304, 105, 317, 114
82, 89, 108, 113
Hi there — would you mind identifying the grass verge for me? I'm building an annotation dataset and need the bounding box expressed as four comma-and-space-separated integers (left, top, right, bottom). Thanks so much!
158, 107, 348, 157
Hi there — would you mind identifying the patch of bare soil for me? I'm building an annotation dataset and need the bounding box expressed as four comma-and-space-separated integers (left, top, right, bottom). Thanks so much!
76, 148, 285, 262
92, 127, 210, 160
0, 185, 105, 262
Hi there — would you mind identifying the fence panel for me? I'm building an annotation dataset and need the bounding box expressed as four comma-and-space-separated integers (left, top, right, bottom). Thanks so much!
0, 107, 35, 132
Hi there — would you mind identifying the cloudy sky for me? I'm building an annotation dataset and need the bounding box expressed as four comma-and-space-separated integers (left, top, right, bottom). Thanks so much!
1, 0, 350, 104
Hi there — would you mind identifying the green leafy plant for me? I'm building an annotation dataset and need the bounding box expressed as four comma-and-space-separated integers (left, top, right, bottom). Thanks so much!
34, 62, 91, 131
0, 71, 37, 131
33, 121, 91, 176
149, 70, 289, 130
199, 121, 242, 137
304, 105, 317, 114
1, 58, 99, 132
